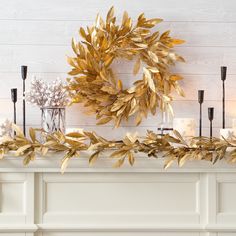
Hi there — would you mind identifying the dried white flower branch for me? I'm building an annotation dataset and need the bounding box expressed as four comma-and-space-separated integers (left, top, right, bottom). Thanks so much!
25, 78, 70, 108
0, 119, 12, 137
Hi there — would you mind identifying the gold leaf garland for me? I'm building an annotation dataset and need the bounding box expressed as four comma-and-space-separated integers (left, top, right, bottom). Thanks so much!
1, 125, 236, 173
67, 7, 185, 127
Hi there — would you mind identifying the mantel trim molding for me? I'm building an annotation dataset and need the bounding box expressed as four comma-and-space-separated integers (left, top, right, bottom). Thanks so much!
1, 154, 236, 173
1, 223, 236, 233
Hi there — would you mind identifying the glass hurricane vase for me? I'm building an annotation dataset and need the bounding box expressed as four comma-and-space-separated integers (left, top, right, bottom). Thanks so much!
158, 104, 173, 135
41, 107, 66, 133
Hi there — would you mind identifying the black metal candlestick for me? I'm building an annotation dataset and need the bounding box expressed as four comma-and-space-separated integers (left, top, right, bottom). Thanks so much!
208, 107, 214, 139
11, 88, 17, 124
198, 90, 204, 137
221, 66, 227, 129
21, 65, 27, 136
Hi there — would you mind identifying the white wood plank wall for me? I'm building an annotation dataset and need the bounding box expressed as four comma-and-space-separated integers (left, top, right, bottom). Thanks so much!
0, 0, 236, 139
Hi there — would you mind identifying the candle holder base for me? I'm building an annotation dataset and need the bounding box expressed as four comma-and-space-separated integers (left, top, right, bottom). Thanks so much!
157, 127, 173, 136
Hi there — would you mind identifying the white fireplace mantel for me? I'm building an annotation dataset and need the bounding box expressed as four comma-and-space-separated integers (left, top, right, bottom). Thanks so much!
1, 154, 236, 236
1, 152, 236, 173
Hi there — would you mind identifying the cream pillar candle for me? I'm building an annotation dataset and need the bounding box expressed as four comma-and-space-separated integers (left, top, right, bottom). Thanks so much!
232, 119, 236, 129
66, 127, 84, 134
220, 128, 236, 140
173, 118, 196, 138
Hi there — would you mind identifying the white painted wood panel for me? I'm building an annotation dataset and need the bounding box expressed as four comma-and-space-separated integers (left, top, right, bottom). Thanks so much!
0, 173, 34, 224
0, 0, 235, 22
0, 182, 23, 213
0, 20, 236, 47
216, 174, 236, 224
39, 173, 200, 225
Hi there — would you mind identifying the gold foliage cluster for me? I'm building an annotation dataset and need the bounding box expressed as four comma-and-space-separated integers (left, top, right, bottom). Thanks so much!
1, 125, 236, 173
67, 7, 185, 127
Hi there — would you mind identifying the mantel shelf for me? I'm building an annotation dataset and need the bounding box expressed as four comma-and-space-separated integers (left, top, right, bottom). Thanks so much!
0, 152, 236, 173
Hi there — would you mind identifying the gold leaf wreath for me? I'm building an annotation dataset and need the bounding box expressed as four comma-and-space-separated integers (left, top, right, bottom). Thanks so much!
67, 7, 185, 127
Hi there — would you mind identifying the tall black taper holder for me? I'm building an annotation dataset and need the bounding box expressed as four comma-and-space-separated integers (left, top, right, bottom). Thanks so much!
208, 107, 214, 139
21, 66, 27, 136
221, 66, 227, 129
198, 90, 204, 137
11, 88, 17, 124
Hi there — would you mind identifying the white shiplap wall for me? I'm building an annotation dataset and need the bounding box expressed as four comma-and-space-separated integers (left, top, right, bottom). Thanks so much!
0, 0, 236, 139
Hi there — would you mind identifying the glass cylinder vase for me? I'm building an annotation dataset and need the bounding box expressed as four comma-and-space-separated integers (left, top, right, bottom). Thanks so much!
41, 107, 66, 133
158, 103, 173, 135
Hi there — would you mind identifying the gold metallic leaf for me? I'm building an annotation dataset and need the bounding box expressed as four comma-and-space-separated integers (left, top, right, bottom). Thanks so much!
164, 159, 174, 169
29, 128, 36, 142
122, 11, 129, 26
125, 132, 138, 144
104, 56, 114, 67
101, 86, 117, 95
143, 68, 155, 92
96, 116, 113, 125
72, 38, 78, 55
113, 157, 125, 168
135, 112, 142, 126
95, 14, 101, 28
128, 152, 135, 166
133, 58, 141, 75
171, 39, 185, 45
16, 144, 32, 156
179, 154, 191, 167
116, 105, 126, 117
61, 156, 70, 174
41, 147, 48, 156
79, 27, 87, 39
67, 57, 77, 68
146, 18, 163, 25
12, 123, 24, 138
89, 151, 100, 165
23, 153, 33, 166
170, 75, 183, 81
174, 82, 185, 97
66, 132, 85, 138
106, 6, 114, 23
148, 51, 159, 63
111, 102, 125, 112
167, 103, 174, 117
111, 149, 127, 158
0, 150, 4, 160
117, 79, 123, 90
